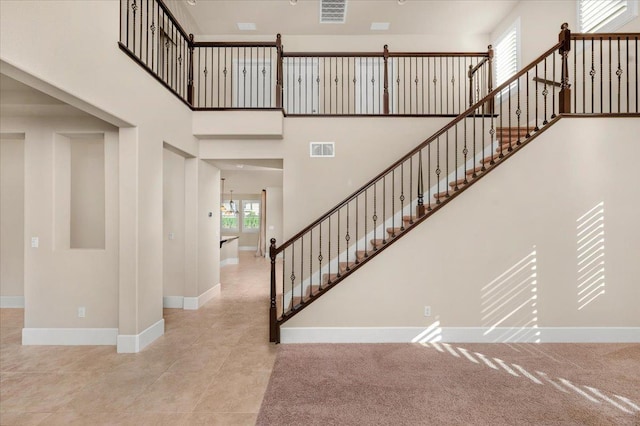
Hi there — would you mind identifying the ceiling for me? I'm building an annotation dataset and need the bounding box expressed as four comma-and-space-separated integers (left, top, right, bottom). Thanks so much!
175, 0, 519, 37
0, 74, 88, 118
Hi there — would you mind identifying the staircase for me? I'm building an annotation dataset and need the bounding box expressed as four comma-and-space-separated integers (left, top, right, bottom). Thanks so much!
270, 25, 640, 343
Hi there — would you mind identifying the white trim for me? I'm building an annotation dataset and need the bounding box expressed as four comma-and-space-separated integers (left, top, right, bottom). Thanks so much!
117, 318, 165, 353
220, 257, 239, 267
239, 246, 257, 251
22, 327, 118, 346
183, 283, 220, 310
0, 296, 25, 308
163, 296, 184, 309
280, 327, 640, 344
578, 0, 639, 33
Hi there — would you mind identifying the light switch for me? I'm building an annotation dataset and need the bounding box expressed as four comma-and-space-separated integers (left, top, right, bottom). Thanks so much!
168, 232, 175, 240
31, 237, 39, 248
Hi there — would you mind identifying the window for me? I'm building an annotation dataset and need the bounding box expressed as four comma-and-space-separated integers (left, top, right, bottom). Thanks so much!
242, 200, 261, 232
494, 19, 520, 89
579, 0, 638, 33
221, 202, 239, 231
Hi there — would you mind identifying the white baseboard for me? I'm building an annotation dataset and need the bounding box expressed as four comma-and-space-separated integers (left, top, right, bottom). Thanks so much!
183, 283, 220, 310
280, 327, 640, 344
163, 296, 184, 309
239, 246, 257, 251
220, 257, 239, 267
0, 296, 25, 308
22, 327, 118, 346
117, 318, 164, 353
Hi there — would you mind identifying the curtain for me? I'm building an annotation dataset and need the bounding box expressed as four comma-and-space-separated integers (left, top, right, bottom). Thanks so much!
255, 189, 267, 257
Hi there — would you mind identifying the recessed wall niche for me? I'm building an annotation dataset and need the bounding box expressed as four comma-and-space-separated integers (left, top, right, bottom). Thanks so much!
55, 133, 106, 249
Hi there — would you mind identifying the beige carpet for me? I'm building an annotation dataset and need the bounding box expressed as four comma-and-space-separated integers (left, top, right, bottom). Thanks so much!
257, 343, 640, 425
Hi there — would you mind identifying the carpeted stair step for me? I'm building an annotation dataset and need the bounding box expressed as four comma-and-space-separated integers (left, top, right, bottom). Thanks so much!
322, 273, 340, 284
338, 262, 355, 273
371, 238, 386, 249
480, 155, 501, 165
386, 227, 404, 237
449, 177, 470, 188
466, 165, 488, 176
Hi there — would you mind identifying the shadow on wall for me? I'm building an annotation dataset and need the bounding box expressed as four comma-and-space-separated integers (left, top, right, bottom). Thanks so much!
577, 201, 606, 311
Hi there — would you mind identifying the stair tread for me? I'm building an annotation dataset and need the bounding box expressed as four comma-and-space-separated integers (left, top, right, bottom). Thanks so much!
449, 177, 470, 187
434, 190, 451, 200
466, 165, 487, 176
480, 155, 501, 164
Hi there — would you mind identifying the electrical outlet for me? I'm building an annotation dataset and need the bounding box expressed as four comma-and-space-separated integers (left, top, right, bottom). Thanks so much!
78, 307, 86, 318
424, 306, 431, 317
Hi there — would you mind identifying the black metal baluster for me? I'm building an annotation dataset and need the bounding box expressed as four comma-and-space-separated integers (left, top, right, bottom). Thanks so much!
281, 248, 286, 313
600, 37, 603, 113
422, 57, 425, 114
342, 57, 345, 114
145, 0, 149, 63
310, 229, 313, 294
543, 57, 548, 125
391, 170, 396, 237
454, 121, 459, 190
617, 37, 622, 113
464, 113, 470, 181
328, 216, 332, 282
290, 242, 296, 309
409, 57, 413, 114
534, 64, 539, 131
573, 39, 577, 111
372, 183, 377, 251
335, 57, 339, 114
445, 131, 450, 196
591, 39, 595, 113
626, 37, 629, 113
581, 39, 584, 114
400, 163, 405, 231
337, 209, 341, 277
409, 156, 414, 224
417, 150, 424, 215
439, 56, 443, 114
364, 189, 368, 257
131, 0, 137, 54
345, 203, 350, 270
515, 77, 520, 147
609, 37, 612, 113
446, 56, 450, 114
300, 236, 304, 302
203, 48, 208, 107
382, 176, 387, 244
318, 222, 323, 290
355, 195, 359, 264
427, 141, 434, 209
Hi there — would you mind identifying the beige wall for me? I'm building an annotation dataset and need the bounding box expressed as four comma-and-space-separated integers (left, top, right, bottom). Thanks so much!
0, 136, 25, 299
198, 161, 220, 295
0, 116, 120, 329
266, 186, 283, 251
70, 136, 106, 249
281, 117, 451, 238
284, 117, 640, 332
163, 149, 186, 297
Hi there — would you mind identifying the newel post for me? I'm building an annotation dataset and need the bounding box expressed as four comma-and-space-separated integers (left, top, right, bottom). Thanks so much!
187, 34, 195, 105
558, 23, 572, 114
276, 34, 284, 109
383, 44, 390, 115
486, 45, 495, 114
269, 238, 278, 343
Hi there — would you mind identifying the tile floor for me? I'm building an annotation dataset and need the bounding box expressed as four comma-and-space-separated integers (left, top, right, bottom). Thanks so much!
0, 252, 276, 425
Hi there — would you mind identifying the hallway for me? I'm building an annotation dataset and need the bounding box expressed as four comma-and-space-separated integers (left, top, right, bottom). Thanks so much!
0, 252, 276, 425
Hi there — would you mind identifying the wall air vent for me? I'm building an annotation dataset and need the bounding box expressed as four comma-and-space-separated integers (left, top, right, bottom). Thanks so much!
320, 0, 347, 24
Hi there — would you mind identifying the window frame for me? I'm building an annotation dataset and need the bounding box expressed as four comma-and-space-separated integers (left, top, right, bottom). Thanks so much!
578, 0, 639, 33
241, 199, 261, 234
220, 201, 240, 232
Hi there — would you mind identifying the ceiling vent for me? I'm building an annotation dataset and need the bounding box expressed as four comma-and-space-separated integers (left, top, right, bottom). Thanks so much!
320, 0, 347, 24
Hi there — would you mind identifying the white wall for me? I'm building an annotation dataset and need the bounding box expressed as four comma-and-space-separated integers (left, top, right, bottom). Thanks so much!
0, 136, 25, 303
266, 186, 284, 251
283, 118, 640, 339
163, 148, 186, 298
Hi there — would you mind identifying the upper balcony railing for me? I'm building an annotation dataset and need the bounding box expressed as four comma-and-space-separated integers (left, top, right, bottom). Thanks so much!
118, 0, 493, 116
